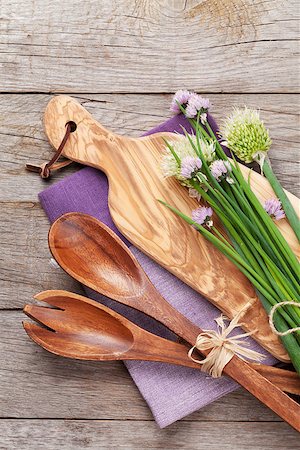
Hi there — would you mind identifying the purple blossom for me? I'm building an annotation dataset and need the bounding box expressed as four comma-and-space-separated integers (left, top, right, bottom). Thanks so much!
264, 198, 285, 221
210, 159, 232, 182
192, 206, 213, 228
170, 90, 191, 114
180, 156, 202, 179
188, 187, 201, 202
185, 93, 211, 119
200, 97, 211, 109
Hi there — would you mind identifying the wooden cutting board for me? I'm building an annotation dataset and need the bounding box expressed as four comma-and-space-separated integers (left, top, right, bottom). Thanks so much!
43, 95, 300, 361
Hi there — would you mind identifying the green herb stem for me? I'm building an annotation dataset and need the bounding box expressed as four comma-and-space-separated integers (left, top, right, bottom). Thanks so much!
263, 159, 300, 242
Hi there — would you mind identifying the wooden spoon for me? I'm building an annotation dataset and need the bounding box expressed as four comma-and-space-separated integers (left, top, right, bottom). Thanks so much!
23, 291, 300, 430
48, 213, 300, 430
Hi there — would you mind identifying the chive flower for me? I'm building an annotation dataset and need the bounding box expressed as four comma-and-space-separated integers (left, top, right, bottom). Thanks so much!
263, 198, 286, 221
161, 136, 215, 179
185, 93, 211, 122
192, 206, 213, 228
181, 156, 202, 179
170, 90, 191, 114
170, 90, 210, 122
210, 159, 233, 183
160, 103, 300, 374
220, 107, 271, 163
188, 187, 202, 202
161, 153, 179, 178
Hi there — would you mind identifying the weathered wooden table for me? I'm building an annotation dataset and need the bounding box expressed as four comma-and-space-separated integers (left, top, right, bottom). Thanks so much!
1, 1, 299, 448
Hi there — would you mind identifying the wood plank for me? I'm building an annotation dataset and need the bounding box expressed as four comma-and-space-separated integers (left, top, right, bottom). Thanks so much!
1, 419, 299, 449
0, 93, 299, 202
0, 202, 83, 308
0, 310, 291, 422
1, 1, 299, 93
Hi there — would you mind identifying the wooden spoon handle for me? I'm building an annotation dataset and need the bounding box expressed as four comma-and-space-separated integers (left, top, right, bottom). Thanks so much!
248, 364, 300, 395
150, 332, 300, 395
225, 356, 300, 431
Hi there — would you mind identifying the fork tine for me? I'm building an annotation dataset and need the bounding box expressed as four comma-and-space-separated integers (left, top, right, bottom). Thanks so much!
24, 304, 65, 332
23, 321, 58, 351
23, 321, 75, 358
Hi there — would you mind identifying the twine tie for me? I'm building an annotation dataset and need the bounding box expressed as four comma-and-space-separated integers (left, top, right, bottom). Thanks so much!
269, 301, 300, 336
188, 302, 264, 378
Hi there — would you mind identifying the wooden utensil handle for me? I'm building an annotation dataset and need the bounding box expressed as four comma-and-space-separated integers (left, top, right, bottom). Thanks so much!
144, 291, 300, 430
146, 326, 300, 395
225, 357, 300, 431
249, 364, 300, 395
160, 304, 300, 395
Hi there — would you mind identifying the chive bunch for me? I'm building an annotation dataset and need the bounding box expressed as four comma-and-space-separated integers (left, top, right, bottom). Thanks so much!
160, 107, 300, 373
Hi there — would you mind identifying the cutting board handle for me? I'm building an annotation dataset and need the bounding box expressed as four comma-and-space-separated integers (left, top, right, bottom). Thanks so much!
44, 95, 124, 172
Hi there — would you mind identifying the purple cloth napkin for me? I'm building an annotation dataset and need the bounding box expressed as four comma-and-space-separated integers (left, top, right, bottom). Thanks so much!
39, 114, 276, 428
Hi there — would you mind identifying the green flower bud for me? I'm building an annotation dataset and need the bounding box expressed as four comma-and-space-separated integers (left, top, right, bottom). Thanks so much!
221, 107, 271, 163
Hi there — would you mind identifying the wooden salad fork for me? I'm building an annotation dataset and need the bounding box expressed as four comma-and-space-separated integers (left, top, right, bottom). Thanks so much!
23, 290, 222, 366
46, 212, 300, 430
23, 291, 300, 396
24, 291, 300, 430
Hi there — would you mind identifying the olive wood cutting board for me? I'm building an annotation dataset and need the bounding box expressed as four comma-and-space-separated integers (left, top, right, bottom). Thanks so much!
43, 95, 300, 361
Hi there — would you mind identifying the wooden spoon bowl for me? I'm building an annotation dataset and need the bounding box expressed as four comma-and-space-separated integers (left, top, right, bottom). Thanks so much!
49, 213, 145, 300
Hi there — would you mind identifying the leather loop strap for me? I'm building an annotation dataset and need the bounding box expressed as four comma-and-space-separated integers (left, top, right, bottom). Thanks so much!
26, 122, 73, 179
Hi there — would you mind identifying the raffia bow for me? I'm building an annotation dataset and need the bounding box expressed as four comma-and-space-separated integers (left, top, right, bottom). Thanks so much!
188, 302, 265, 378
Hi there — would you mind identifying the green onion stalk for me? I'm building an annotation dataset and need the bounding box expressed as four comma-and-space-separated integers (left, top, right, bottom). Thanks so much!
262, 160, 300, 242
161, 92, 300, 373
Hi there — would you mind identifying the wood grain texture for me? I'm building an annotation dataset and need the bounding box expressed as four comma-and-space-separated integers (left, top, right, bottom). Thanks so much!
1, 419, 300, 450
1, 0, 299, 93
43, 94, 300, 361
0, 202, 83, 309
249, 363, 300, 395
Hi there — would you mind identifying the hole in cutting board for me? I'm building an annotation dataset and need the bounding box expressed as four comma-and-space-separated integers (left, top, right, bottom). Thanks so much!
66, 121, 77, 132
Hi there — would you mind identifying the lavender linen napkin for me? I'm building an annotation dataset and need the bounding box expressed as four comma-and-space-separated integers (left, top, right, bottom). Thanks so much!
39, 114, 276, 428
